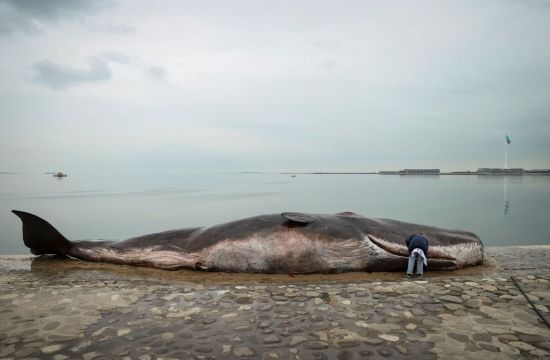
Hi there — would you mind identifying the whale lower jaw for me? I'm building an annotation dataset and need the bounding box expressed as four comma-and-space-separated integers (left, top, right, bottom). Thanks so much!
367, 234, 458, 270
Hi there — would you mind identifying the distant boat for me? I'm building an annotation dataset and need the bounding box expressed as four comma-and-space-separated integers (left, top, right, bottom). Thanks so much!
52, 172, 68, 178
291, 174, 296, 178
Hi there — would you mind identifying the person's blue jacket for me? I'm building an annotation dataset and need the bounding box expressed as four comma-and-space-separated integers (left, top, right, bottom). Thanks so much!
405, 234, 429, 255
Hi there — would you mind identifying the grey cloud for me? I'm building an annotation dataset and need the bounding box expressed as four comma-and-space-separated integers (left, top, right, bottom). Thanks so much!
100, 51, 133, 65
99, 52, 168, 83
0, 1, 38, 35
0, 14, 37, 36
148, 66, 167, 81
31, 57, 111, 90
0, 0, 113, 35
3, 0, 112, 20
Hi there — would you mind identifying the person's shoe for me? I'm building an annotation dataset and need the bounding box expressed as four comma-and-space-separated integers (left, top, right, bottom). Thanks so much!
417, 273, 423, 277
406, 273, 413, 277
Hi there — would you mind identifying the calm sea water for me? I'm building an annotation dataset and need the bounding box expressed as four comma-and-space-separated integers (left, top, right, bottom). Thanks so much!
1, 172, 549, 254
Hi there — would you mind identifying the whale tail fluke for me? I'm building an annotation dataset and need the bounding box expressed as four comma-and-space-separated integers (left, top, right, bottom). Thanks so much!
12, 210, 72, 256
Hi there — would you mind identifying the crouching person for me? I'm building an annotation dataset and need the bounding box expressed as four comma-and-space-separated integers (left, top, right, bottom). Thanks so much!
405, 233, 428, 277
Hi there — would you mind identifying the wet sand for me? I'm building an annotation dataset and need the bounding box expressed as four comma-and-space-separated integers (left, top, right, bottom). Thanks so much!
0, 245, 549, 359
0, 256, 494, 285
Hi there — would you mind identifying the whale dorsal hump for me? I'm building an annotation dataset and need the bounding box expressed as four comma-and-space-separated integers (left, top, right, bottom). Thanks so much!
335, 211, 363, 218
281, 212, 314, 224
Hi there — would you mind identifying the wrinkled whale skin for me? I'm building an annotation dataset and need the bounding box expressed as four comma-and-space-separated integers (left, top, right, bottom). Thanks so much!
12, 210, 484, 273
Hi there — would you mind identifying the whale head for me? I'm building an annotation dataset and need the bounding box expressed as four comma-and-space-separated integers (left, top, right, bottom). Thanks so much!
282, 211, 484, 272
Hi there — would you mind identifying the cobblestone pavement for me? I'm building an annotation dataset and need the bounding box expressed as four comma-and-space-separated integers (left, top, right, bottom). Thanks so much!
0, 246, 549, 360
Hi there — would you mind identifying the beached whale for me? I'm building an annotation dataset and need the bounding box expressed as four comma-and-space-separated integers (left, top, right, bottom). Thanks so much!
12, 210, 484, 273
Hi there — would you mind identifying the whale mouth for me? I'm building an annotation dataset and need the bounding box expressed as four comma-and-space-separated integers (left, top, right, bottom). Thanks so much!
367, 234, 457, 270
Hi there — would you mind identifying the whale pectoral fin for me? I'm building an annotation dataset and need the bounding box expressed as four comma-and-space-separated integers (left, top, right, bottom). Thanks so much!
281, 212, 314, 224
70, 245, 210, 271
144, 251, 209, 271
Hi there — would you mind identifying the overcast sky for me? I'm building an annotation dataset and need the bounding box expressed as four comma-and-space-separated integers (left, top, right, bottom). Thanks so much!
0, 0, 549, 173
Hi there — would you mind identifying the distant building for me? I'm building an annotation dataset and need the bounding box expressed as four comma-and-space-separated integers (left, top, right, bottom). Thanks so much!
400, 169, 440, 175
524, 169, 550, 174
477, 168, 524, 174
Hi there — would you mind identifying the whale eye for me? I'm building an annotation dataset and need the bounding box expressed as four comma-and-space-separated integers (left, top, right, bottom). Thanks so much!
281, 212, 314, 224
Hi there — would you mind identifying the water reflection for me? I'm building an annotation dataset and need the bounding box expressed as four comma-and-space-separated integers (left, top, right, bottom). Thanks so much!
504, 176, 510, 216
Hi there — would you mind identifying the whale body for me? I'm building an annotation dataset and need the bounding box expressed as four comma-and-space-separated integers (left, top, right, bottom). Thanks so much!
12, 210, 484, 273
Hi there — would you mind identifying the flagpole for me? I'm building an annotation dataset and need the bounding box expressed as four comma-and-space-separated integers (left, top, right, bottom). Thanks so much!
504, 141, 508, 169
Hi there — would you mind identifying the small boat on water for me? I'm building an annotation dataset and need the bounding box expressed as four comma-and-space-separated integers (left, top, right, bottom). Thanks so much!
52, 172, 68, 178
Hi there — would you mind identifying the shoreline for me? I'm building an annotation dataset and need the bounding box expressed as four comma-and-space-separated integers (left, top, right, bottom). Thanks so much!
0, 245, 549, 284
